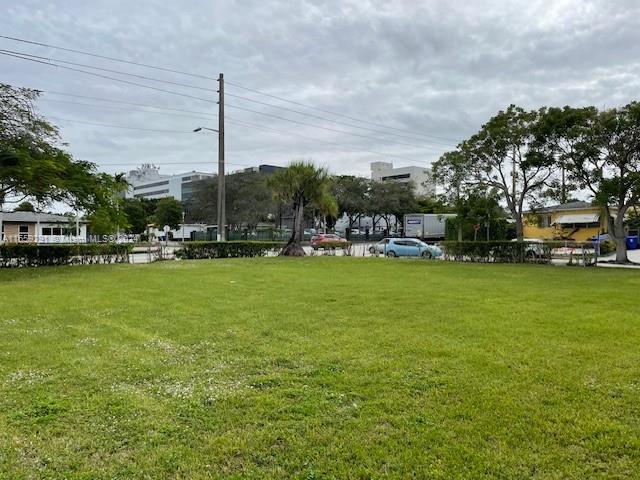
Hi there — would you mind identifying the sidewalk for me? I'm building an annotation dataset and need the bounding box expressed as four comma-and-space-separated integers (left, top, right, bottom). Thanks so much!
597, 248, 640, 269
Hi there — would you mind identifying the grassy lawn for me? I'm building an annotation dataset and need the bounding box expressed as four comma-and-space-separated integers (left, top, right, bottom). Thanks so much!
1, 258, 639, 479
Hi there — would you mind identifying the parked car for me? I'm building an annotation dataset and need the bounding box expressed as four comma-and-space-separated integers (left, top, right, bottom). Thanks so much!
369, 239, 387, 255
511, 238, 545, 259
310, 233, 349, 249
371, 238, 442, 258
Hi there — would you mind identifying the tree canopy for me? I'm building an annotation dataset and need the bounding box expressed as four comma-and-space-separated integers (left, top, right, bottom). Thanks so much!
564, 103, 640, 262
1, 83, 129, 238
189, 171, 276, 228
434, 105, 555, 241
153, 198, 183, 230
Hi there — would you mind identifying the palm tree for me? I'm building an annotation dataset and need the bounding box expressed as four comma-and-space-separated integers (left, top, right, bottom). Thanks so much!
268, 161, 335, 256
313, 190, 338, 233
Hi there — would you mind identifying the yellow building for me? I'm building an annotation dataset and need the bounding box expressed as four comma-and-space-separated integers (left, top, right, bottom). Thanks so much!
523, 201, 609, 242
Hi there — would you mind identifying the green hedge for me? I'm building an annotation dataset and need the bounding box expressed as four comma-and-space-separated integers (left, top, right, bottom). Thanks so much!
176, 241, 283, 259
0, 243, 133, 268
441, 241, 557, 264
311, 241, 353, 250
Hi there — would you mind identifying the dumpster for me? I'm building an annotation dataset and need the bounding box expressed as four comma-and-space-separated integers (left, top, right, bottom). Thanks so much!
627, 236, 639, 250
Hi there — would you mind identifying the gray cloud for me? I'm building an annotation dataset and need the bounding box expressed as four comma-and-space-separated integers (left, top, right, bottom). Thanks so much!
1, 0, 639, 179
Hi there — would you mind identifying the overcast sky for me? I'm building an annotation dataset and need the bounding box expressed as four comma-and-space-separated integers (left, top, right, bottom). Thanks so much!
2, 0, 639, 179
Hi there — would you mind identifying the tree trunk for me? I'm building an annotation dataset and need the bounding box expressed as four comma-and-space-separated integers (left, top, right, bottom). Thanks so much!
457, 222, 463, 242
610, 214, 628, 264
281, 200, 305, 256
0, 199, 4, 244
515, 216, 524, 241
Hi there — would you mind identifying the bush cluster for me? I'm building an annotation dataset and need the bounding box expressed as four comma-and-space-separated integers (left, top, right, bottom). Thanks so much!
598, 240, 615, 255
175, 241, 283, 259
0, 243, 133, 268
312, 241, 353, 250
440, 241, 557, 263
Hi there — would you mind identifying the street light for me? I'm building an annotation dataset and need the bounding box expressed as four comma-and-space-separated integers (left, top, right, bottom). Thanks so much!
193, 127, 218, 133
194, 125, 225, 241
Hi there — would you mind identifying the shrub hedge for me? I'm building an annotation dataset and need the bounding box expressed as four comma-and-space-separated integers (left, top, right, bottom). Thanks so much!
311, 241, 353, 250
175, 241, 283, 259
0, 243, 133, 268
441, 241, 555, 264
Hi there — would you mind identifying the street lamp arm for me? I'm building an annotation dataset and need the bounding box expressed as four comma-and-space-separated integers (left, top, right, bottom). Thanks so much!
193, 126, 218, 133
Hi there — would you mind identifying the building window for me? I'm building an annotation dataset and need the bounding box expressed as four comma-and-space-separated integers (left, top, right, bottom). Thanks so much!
381, 173, 411, 181
541, 215, 552, 227
133, 180, 169, 190
134, 189, 170, 198
19, 225, 29, 241
52, 227, 62, 236
42, 227, 52, 235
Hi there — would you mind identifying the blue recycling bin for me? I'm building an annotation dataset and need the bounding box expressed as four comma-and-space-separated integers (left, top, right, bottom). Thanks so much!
627, 236, 639, 250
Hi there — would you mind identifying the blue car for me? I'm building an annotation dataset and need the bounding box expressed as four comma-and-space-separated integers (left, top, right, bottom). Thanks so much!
373, 238, 442, 258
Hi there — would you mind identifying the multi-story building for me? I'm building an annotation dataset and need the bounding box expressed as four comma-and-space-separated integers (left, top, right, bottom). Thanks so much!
370, 162, 436, 197
241, 164, 285, 175
124, 164, 214, 203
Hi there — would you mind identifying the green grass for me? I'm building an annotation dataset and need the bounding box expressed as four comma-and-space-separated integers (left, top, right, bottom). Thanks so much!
1, 258, 639, 479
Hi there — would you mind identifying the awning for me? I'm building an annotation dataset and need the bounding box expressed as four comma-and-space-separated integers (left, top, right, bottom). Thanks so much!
553, 213, 599, 225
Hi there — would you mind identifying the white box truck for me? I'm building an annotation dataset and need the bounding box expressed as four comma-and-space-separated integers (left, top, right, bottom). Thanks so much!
404, 213, 456, 240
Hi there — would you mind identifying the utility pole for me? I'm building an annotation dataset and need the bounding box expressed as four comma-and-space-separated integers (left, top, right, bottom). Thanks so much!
511, 145, 517, 204
217, 73, 226, 241
561, 156, 566, 204
181, 211, 185, 242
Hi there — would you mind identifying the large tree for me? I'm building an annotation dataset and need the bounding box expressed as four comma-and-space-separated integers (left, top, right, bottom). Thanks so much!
86, 173, 131, 236
446, 188, 510, 241
153, 197, 183, 230
367, 181, 417, 233
1, 84, 68, 210
332, 175, 370, 229
433, 150, 469, 240
1, 83, 122, 239
563, 103, 640, 263
532, 106, 598, 204
267, 162, 334, 256
189, 171, 276, 228
436, 105, 555, 240
121, 197, 160, 234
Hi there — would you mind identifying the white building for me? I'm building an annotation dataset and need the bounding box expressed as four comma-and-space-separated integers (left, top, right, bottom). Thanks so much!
370, 162, 436, 197
124, 164, 214, 202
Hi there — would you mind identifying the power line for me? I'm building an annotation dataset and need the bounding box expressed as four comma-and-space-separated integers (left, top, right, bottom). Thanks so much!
225, 80, 460, 143
0, 34, 461, 143
0, 48, 218, 94
0, 51, 216, 103
224, 102, 446, 151
13, 84, 434, 165
44, 91, 218, 117
97, 160, 256, 168
49, 116, 195, 134
35, 94, 428, 164
225, 117, 427, 166
223, 90, 455, 148
7, 78, 438, 166
0, 34, 217, 81
1, 48, 453, 149
40, 98, 215, 122
2, 51, 447, 152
